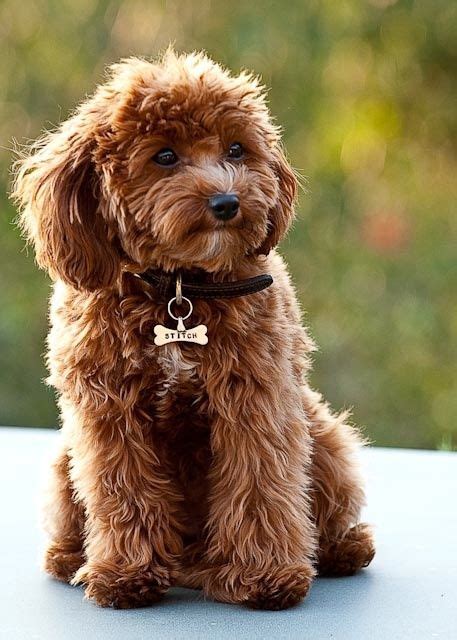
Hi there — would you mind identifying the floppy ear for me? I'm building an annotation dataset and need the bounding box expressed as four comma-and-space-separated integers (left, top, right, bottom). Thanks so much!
12, 115, 121, 290
255, 145, 298, 256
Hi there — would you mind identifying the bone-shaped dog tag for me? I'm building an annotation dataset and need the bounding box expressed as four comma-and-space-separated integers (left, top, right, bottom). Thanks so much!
154, 318, 208, 346
154, 293, 208, 346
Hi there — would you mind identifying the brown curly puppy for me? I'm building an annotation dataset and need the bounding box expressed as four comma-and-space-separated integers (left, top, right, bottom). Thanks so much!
12, 50, 374, 610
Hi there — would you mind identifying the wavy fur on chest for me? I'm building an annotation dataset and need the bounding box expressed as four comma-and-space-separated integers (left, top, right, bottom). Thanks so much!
47, 252, 312, 420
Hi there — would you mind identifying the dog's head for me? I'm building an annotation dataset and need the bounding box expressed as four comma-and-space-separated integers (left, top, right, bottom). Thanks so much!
13, 51, 297, 290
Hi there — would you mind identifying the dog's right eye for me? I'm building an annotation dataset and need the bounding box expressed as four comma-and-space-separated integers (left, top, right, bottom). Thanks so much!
153, 148, 179, 167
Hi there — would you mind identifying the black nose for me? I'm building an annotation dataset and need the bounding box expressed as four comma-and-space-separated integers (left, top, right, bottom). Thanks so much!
209, 193, 240, 221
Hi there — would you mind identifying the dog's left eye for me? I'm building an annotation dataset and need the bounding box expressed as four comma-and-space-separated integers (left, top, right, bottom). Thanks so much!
153, 148, 179, 167
227, 142, 244, 160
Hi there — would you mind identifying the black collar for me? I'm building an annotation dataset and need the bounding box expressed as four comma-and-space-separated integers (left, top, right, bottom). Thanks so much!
136, 268, 273, 300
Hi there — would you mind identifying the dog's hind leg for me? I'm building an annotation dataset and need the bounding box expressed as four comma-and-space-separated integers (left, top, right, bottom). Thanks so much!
42, 445, 85, 583
304, 387, 375, 576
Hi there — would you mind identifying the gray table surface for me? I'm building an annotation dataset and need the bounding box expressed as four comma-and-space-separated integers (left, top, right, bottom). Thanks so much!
0, 427, 455, 640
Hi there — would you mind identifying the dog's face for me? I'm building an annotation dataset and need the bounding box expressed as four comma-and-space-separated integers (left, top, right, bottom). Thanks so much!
14, 52, 297, 289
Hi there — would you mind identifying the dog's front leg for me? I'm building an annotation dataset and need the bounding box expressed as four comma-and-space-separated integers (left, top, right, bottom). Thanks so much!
201, 371, 317, 610
68, 397, 183, 608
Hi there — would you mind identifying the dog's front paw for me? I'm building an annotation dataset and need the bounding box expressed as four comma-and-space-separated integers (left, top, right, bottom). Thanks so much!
245, 563, 314, 610
203, 562, 315, 610
72, 562, 171, 608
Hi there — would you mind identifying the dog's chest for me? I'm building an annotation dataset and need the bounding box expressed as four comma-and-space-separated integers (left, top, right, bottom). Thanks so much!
155, 344, 199, 394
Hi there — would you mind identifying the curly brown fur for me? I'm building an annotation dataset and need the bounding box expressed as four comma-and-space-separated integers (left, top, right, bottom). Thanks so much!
12, 50, 374, 610
41, 448, 85, 582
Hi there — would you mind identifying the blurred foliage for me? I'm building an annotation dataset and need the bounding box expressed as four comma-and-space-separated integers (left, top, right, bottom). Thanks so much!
1, 0, 456, 448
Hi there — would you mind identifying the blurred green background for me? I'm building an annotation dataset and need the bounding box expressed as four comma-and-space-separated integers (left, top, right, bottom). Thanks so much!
1, 0, 456, 448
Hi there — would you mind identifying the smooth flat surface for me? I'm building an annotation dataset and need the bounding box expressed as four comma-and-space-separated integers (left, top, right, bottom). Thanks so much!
0, 427, 455, 640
